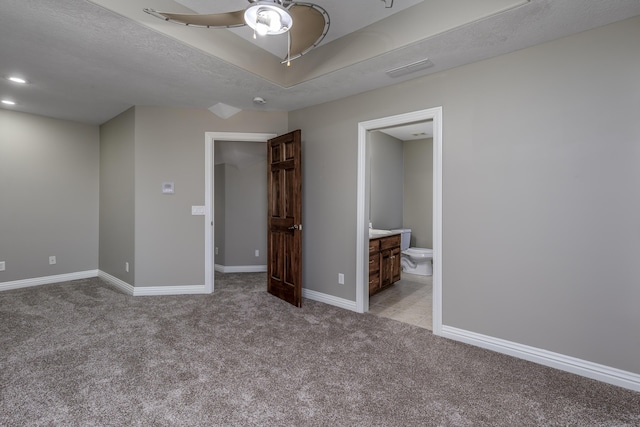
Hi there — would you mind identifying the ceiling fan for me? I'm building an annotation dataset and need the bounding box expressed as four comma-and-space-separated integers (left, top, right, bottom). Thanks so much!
144, 0, 330, 65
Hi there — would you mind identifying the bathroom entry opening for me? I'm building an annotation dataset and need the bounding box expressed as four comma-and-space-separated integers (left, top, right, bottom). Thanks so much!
356, 107, 443, 335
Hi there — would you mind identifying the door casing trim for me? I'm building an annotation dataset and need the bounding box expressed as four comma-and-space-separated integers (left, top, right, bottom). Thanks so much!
356, 107, 443, 335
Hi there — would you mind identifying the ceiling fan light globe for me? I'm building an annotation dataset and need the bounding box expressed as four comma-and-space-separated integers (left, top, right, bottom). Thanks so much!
244, 1, 292, 35
256, 21, 270, 36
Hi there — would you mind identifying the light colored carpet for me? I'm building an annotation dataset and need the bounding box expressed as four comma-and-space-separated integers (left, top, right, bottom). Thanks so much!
1, 273, 639, 426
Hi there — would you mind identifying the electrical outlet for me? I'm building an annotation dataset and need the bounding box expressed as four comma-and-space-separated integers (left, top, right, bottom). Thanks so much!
338, 273, 344, 285
125, 262, 129, 273
0, 261, 5, 271
215, 247, 219, 255
49, 256, 56, 265
255, 250, 259, 257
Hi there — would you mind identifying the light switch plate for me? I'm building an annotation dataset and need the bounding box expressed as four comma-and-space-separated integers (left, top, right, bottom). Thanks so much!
0, 261, 5, 271
191, 205, 205, 215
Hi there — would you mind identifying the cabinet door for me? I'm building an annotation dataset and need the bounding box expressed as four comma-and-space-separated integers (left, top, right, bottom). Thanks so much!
390, 247, 401, 283
380, 249, 392, 287
369, 271, 380, 295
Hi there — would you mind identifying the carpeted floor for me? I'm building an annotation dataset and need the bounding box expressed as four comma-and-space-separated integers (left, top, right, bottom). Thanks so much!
1, 273, 639, 426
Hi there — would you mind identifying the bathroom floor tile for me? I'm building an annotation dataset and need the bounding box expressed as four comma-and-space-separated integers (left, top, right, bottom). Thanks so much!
368, 273, 433, 330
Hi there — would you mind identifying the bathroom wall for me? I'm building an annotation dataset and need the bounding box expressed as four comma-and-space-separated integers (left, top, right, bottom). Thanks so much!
403, 138, 433, 248
369, 131, 404, 229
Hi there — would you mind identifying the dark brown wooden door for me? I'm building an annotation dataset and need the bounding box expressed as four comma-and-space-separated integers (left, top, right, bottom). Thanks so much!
267, 130, 302, 307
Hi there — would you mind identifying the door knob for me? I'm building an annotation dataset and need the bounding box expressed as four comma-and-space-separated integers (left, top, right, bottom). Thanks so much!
288, 224, 302, 231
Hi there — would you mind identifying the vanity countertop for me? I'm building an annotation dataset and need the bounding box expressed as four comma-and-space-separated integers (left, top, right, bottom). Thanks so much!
368, 229, 402, 240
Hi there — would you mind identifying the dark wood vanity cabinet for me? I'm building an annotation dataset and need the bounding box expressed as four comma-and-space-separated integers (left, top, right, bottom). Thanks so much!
369, 234, 401, 296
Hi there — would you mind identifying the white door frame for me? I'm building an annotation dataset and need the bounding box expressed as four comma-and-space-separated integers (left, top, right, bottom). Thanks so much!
204, 132, 277, 293
356, 107, 443, 335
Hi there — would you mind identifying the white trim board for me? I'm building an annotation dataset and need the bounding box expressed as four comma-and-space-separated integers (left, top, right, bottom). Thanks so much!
204, 132, 277, 295
98, 270, 134, 295
302, 288, 358, 312
214, 264, 267, 273
98, 270, 208, 296
0, 270, 99, 292
442, 325, 640, 392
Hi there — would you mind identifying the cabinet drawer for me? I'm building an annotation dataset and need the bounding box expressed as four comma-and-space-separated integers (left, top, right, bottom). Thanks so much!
368, 239, 380, 253
368, 272, 380, 294
380, 234, 401, 250
368, 253, 380, 274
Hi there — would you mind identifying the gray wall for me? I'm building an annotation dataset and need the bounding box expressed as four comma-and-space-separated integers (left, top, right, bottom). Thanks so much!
214, 140, 268, 268
369, 131, 403, 230
289, 16, 640, 374
214, 164, 226, 266
404, 138, 433, 248
0, 109, 99, 282
223, 157, 268, 266
131, 106, 287, 287
99, 107, 135, 283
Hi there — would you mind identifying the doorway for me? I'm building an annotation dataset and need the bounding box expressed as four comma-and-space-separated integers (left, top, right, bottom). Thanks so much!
204, 132, 277, 293
356, 107, 443, 335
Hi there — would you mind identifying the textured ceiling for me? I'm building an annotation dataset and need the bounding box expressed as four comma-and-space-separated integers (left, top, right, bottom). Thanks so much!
1, 0, 639, 125
174, 0, 424, 58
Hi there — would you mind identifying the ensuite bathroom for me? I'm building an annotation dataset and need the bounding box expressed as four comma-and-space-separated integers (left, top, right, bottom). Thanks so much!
367, 126, 434, 330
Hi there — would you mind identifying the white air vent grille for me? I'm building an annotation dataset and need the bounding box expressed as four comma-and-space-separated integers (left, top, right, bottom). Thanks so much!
385, 59, 434, 78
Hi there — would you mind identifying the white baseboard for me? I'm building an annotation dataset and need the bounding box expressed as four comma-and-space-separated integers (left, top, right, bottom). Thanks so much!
441, 325, 640, 392
0, 270, 99, 292
98, 270, 135, 295
303, 288, 358, 312
98, 270, 209, 296
133, 284, 209, 296
215, 264, 267, 273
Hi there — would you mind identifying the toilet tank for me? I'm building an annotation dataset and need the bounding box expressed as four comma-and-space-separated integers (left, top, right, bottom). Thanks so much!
392, 228, 411, 250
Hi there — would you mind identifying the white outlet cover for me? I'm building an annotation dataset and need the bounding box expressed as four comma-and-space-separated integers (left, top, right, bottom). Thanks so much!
0, 261, 5, 271
191, 205, 206, 215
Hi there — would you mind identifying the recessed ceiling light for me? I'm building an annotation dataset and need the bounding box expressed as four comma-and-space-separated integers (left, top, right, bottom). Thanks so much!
2, 99, 16, 105
8, 76, 28, 84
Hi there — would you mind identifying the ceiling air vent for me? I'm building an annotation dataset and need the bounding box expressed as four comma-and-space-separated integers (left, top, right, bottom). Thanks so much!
385, 58, 434, 78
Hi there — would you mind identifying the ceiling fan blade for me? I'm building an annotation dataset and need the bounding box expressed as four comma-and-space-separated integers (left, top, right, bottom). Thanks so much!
144, 8, 245, 28
284, 4, 329, 62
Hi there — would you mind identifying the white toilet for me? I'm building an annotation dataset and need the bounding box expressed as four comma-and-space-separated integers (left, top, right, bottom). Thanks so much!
393, 228, 433, 276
